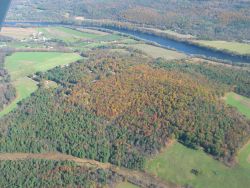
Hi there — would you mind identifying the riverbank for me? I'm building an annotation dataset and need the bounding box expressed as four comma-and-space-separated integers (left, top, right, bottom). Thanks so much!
4, 20, 250, 64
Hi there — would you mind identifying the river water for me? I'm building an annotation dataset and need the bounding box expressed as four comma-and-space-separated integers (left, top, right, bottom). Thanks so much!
4, 22, 250, 64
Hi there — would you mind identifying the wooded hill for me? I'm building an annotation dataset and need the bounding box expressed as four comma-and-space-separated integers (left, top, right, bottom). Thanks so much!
8, 0, 250, 40
0, 48, 249, 169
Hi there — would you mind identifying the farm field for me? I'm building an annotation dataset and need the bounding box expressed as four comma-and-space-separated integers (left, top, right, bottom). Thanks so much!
192, 40, 250, 55
127, 43, 186, 60
116, 182, 139, 188
0, 77, 37, 117
146, 91, 250, 188
0, 52, 82, 117
5, 52, 82, 80
145, 141, 250, 188
38, 27, 117, 43
38, 27, 100, 42
225, 92, 250, 118
142, 27, 196, 39
0, 27, 37, 40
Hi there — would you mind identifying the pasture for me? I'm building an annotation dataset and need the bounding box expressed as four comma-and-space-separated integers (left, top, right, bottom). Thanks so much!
225, 92, 250, 118
0, 77, 37, 117
0, 52, 82, 117
128, 43, 186, 60
5, 52, 82, 80
146, 93, 250, 188
146, 141, 250, 188
116, 182, 139, 188
39, 27, 107, 42
193, 40, 250, 55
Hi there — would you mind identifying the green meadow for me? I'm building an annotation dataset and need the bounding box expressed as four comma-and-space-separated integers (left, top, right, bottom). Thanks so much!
116, 182, 139, 188
225, 92, 250, 118
193, 40, 250, 55
5, 52, 82, 80
0, 52, 82, 117
146, 141, 250, 188
0, 77, 37, 117
146, 93, 250, 188
39, 27, 111, 43
128, 43, 186, 60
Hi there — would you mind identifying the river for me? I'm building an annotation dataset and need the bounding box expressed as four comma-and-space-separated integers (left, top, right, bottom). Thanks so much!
4, 22, 250, 64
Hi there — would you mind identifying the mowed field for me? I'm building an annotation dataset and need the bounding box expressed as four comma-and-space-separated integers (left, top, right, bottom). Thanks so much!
146, 141, 250, 188
225, 92, 250, 118
39, 27, 121, 43
193, 40, 250, 55
0, 27, 37, 40
127, 43, 186, 60
5, 52, 82, 80
0, 77, 37, 117
0, 52, 82, 117
146, 93, 250, 188
116, 182, 139, 188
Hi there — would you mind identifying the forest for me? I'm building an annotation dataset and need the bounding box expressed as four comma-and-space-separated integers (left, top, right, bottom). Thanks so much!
0, 48, 16, 111
8, 0, 250, 40
0, 49, 249, 171
0, 160, 113, 187
154, 58, 250, 98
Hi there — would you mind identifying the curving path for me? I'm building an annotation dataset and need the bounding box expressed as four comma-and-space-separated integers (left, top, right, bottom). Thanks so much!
0, 152, 181, 188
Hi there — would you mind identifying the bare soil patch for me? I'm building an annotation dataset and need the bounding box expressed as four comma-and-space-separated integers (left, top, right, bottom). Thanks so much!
0, 27, 37, 40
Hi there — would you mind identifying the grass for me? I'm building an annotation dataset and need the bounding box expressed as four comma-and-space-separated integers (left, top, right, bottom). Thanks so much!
0, 52, 82, 117
116, 182, 139, 188
146, 93, 250, 188
129, 43, 186, 60
39, 27, 104, 43
145, 141, 250, 188
225, 92, 250, 118
0, 77, 37, 117
193, 40, 250, 55
5, 52, 82, 80
142, 27, 195, 39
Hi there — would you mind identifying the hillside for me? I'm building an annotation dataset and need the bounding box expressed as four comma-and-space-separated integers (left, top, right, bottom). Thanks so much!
8, 0, 250, 40
0, 26, 249, 187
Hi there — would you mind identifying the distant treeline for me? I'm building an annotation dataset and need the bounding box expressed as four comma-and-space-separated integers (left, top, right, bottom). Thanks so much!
8, 0, 250, 41
0, 49, 16, 111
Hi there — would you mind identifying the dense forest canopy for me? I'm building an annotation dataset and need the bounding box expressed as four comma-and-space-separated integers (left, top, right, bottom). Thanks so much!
8, 0, 250, 40
0, 49, 249, 171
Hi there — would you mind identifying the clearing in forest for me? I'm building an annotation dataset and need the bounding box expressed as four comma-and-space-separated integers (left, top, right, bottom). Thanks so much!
5, 52, 82, 80
146, 92, 250, 188
0, 52, 82, 117
225, 92, 250, 118
146, 141, 250, 188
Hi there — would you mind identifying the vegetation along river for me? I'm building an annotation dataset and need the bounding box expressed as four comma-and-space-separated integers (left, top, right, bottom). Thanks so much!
4, 22, 250, 64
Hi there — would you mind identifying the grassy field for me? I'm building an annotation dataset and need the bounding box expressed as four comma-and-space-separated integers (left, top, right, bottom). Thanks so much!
146, 141, 250, 188
0, 27, 37, 40
193, 40, 250, 55
5, 52, 82, 80
225, 92, 250, 118
142, 27, 195, 39
116, 182, 139, 188
0, 52, 82, 117
0, 77, 37, 117
128, 43, 186, 60
39, 27, 106, 43
146, 92, 250, 188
